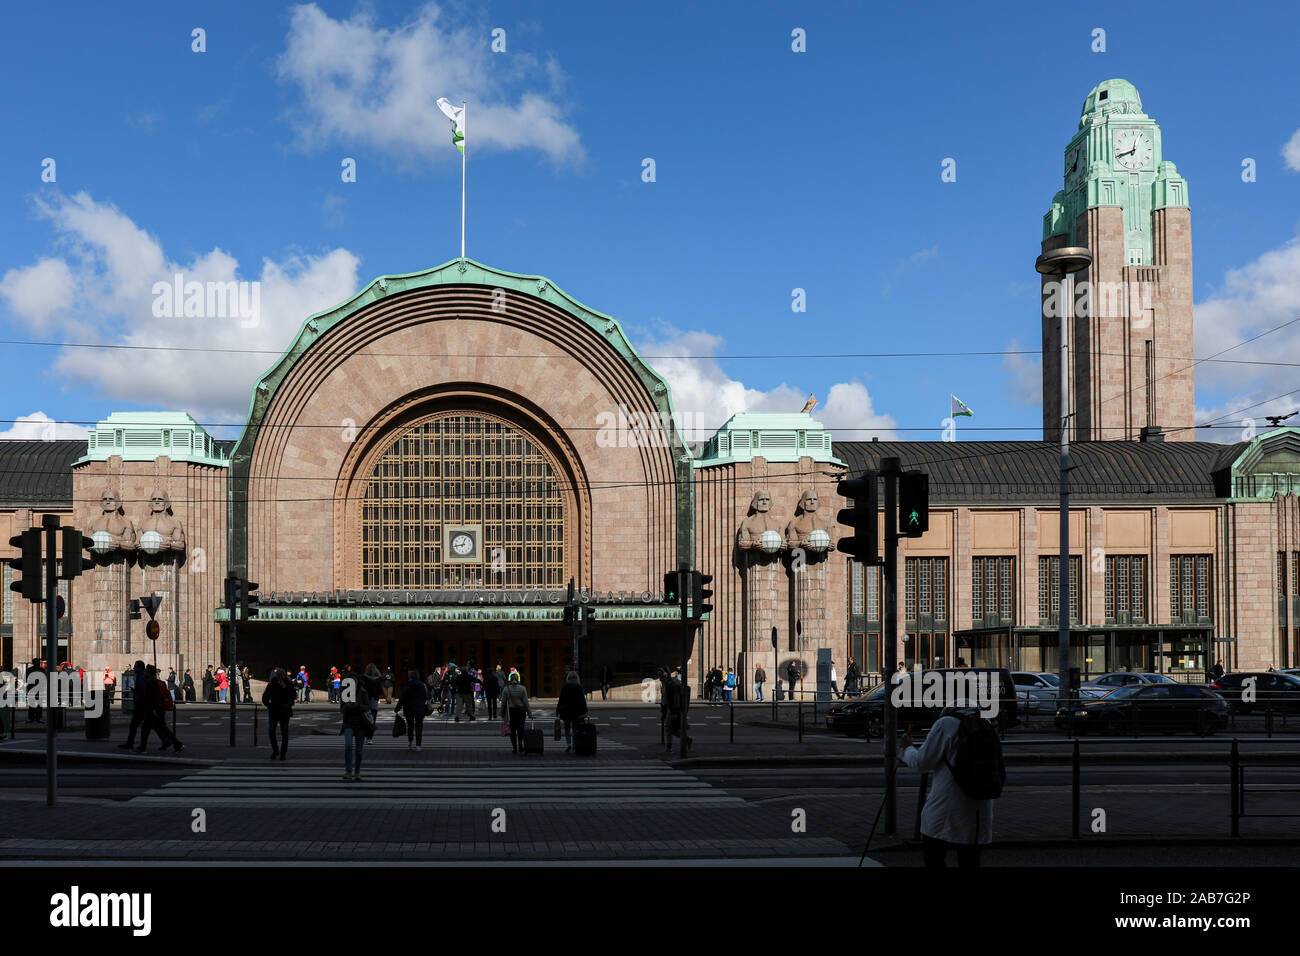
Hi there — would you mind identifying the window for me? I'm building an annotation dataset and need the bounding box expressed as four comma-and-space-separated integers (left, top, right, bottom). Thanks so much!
361, 413, 564, 588
1169, 555, 1212, 621
1038, 555, 1082, 623
972, 556, 1014, 622
905, 557, 947, 621
1104, 554, 1148, 621
850, 563, 883, 622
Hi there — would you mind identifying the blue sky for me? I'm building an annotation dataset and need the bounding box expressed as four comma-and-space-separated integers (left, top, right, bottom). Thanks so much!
2, 0, 1299, 444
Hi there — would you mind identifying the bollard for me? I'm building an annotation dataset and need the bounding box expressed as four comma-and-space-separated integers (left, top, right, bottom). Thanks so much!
1229, 738, 1240, 837
1071, 738, 1081, 840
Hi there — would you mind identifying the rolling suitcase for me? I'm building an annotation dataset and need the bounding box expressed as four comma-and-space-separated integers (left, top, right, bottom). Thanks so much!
523, 720, 545, 755
574, 718, 597, 756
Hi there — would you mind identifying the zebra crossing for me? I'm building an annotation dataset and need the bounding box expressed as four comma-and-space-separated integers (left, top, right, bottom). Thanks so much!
129, 761, 745, 807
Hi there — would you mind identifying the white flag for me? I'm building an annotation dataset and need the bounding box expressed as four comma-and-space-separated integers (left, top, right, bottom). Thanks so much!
436, 97, 465, 153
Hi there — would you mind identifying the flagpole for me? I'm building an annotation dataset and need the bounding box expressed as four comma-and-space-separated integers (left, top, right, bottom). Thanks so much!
460, 99, 466, 259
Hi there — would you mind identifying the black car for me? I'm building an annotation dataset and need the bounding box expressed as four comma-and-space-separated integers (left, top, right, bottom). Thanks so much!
1054, 683, 1227, 736
825, 667, 1019, 737
1206, 672, 1300, 715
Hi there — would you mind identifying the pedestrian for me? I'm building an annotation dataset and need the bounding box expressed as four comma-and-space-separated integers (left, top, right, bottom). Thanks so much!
845, 657, 861, 697
382, 667, 396, 704
785, 660, 800, 701
240, 664, 252, 703
723, 667, 736, 704
830, 660, 841, 700
103, 666, 116, 707
664, 667, 691, 753
556, 671, 588, 753
396, 669, 429, 751
1209, 660, 1226, 682
483, 664, 501, 720
135, 664, 183, 754
955, 657, 968, 669
339, 671, 374, 782
262, 666, 295, 760
501, 671, 532, 754
202, 666, 215, 703
362, 663, 383, 731
455, 664, 476, 721
116, 661, 148, 749
25, 658, 44, 724
899, 707, 1001, 867
599, 663, 612, 701
182, 669, 195, 703
216, 667, 229, 703
329, 667, 341, 704
753, 664, 766, 702
167, 668, 179, 704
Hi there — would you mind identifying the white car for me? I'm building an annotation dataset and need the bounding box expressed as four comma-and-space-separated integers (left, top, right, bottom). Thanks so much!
1080, 671, 1177, 695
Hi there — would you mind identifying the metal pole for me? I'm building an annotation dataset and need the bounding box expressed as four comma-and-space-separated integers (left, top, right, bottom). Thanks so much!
1071, 738, 1081, 839
1059, 268, 1072, 705
679, 564, 689, 759
460, 100, 467, 259
883, 457, 900, 836
1036, 247, 1092, 708
228, 574, 238, 747
43, 514, 58, 807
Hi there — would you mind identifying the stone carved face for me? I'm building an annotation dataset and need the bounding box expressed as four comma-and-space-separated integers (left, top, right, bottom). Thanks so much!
149, 491, 171, 514
750, 490, 772, 514
100, 491, 120, 514
798, 490, 819, 514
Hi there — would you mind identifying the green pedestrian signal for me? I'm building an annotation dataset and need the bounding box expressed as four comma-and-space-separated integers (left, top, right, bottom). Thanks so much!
899, 471, 929, 538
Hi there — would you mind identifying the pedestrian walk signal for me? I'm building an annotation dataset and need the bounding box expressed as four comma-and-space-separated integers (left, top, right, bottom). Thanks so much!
60, 528, 94, 579
899, 471, 929, 538
663, 571, 683, 605
691, 570, 714, 619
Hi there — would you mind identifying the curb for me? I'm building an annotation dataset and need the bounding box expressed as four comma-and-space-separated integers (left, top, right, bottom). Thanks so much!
670, 747, 1300, 769
0, 747, 217, 768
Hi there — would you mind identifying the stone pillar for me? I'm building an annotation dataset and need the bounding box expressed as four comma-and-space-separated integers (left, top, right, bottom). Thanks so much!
91, 560, 132, 661
742, 550, 784, 678
137, 552, 182, 675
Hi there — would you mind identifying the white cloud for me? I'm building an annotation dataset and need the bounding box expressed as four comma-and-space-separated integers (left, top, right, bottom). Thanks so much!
0, 412, 90, 442
1283, 128, 1300, 172
631, 327, 898, 444
1192, 230, 1300, 438
881, 246, 938, 298
0, 257, 76, 329
1001, 337, 1041, 407
277, 3, 583, 166
0, 191, 361, 423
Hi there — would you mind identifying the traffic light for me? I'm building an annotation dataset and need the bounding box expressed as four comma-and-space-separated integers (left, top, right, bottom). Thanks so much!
60, 528, 94, 580
663, 570, 683, 605
241, 579, 260, 620
691, 570, 714, 619
7, 529, 42, 603
836, 473, 879, 564
899, 471, 929, 537
562, 604, 576, 626
128, 599, 142, 621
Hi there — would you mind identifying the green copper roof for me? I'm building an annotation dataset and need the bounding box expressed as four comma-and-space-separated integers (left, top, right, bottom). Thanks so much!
694, 411, 844, 469
1079, 78, 1144, 128
76, 411, 229, 467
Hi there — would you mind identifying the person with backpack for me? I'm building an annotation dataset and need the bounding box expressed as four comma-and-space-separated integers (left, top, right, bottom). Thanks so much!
361, 664, 384, 733
382, 668, 396, 704
339, 669, 374, 781
785, 660, 800, 701
396, 669, 429, 751
501, 671, 532, 754
116, 661, 147, 749
753, 664, 766, 702
455, 665, 476, 722
556, 671, 588, 753
723, 667, 737, 704
262, 667, 296, 760
899, 707, 1003, 868
182, 669, 196, 703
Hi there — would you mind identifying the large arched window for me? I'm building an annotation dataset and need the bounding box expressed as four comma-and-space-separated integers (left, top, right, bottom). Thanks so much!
360, 412, 565, 588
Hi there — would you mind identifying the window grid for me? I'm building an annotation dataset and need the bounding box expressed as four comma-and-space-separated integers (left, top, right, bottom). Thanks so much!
1104, 554, 1146, 620
972, 556, 1014, 622
1169, 555, 1212, 621
361, 414, 564, 588
904, 557, 948, 621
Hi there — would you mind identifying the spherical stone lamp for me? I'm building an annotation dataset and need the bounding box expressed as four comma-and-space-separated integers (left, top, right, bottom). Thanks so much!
91, 530, 115, 553
139, 530, 164, 555
806, 529, 831, 552
759, 530, 783, 554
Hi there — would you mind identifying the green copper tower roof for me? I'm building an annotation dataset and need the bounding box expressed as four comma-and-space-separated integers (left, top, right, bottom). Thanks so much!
694, 411, 844, 469
1079, 78, 1144, 128
76, 411, 229, 467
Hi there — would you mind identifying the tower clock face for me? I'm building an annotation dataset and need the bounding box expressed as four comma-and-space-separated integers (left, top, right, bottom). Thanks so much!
1113, 129, 1153, 170
451, 533, 475, 556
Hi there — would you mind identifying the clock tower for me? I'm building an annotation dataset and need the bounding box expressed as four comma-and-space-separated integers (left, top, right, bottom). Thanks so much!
1041, 78, 1193, 442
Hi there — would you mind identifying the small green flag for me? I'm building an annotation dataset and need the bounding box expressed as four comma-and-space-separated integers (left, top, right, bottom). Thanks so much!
951, 394, 974, 418
436, 97, 465, 154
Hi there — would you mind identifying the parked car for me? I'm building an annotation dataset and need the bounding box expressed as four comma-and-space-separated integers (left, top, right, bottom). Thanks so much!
1276, 668, 1300, 681
825, 667, 1019, 736
1206, 672, 1300, 715
1055, 683, 1227, 736
1080, 671, 1177, 694
1011, 671, 1061, 714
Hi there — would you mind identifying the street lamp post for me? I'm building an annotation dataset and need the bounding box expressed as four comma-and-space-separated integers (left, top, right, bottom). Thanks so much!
1035, 246, 1093, 708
